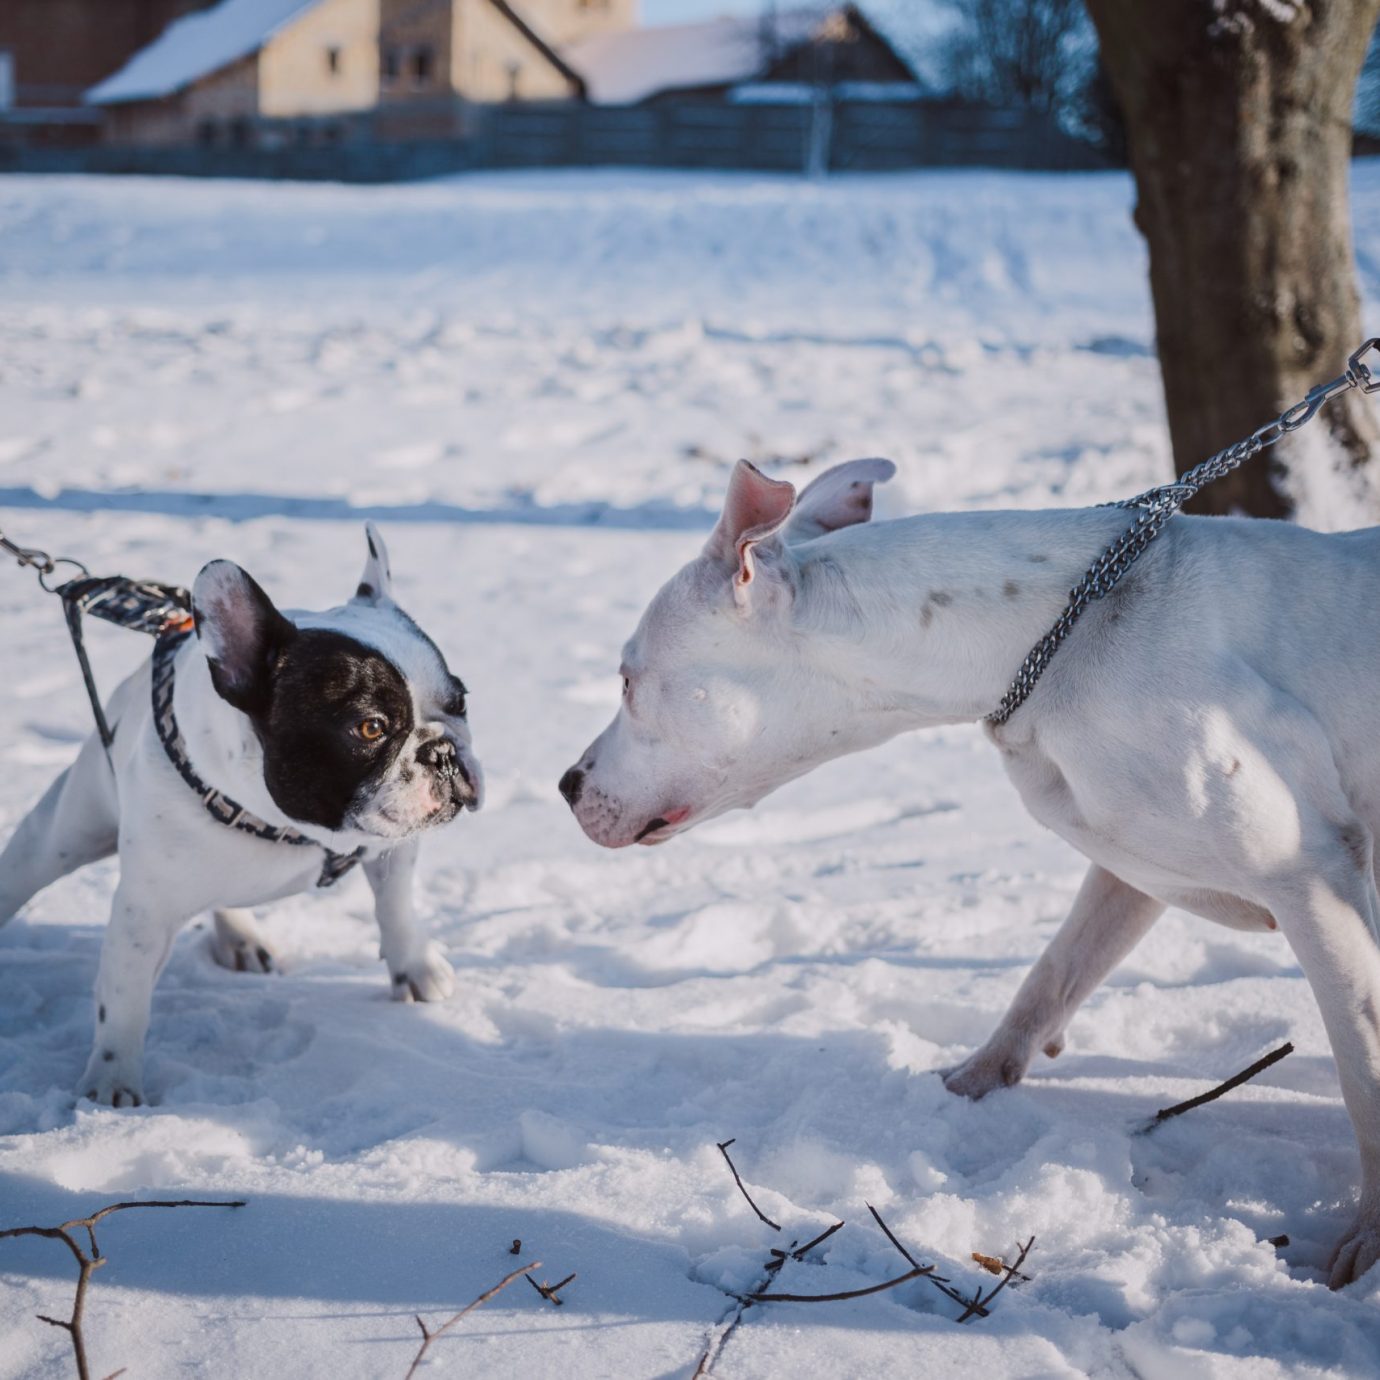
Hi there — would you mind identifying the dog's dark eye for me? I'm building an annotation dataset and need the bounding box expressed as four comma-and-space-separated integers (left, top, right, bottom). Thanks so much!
356, 717, 388, 742
622, 676, 630, 697
445, 679, 467, 718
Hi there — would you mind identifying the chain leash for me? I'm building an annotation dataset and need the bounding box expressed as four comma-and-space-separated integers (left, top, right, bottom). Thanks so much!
987, 337, 1380, 726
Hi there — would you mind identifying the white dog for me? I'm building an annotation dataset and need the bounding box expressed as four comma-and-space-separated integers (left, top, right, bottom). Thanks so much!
561, 457, 1380, 1288
0, 524, 481, 1107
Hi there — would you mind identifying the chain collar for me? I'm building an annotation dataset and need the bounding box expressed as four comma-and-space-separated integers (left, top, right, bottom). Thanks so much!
987, 337, 1380, 727
151, 629, 362, 888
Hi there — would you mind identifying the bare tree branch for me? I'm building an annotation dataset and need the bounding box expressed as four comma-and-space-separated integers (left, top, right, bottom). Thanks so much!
406, 1261, 538, 1378
0, 1199, 245, 1380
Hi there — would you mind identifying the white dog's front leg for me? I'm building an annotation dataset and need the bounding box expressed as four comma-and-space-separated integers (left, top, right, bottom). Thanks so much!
78, 884, 185, 1108
364, 840, 455, 1003
1269, 853, 1380, 1288
944, 864, 1164, 1099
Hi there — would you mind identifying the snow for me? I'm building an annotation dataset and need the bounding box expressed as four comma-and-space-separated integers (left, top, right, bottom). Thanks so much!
86, 0, 319, 106
1, 162, 1380, 1378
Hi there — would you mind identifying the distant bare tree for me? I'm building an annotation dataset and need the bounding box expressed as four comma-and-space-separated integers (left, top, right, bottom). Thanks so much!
941, 0, 1088, 113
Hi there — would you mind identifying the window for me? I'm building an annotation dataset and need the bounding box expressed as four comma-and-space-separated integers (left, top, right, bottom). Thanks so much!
228, 117, 253, 148
506, 61, 521, 100
196, 118, 219, 147
382, 47, 400, 82
412, 45, 434, 86
325, 45, 341, 76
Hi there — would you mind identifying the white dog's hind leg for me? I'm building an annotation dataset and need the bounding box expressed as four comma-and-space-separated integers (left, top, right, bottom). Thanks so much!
1267, 840, 1380, 1289
210, 908, 278, 974
78, 883, 187, 1107
364, 839, 455, 1003
0, 732, 118, 925
944, 865, 1165, 1099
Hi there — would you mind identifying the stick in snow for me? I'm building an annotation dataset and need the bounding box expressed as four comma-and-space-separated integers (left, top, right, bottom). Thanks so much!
525, 1270, 576, 1306
1141, 1042, 1294, 1131
406, 1261, 538, 1378
716, 1139, 781, 1231
0, 1198, 245, 1380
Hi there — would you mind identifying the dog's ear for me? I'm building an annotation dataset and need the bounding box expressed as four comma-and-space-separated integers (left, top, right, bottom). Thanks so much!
192, 561, 296, 716
784, 458, 896, 543
705, 460, 796, 606
352, 521, 394, 606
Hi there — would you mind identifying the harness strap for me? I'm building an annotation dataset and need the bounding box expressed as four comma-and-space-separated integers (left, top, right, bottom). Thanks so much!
150, 630, 362, 889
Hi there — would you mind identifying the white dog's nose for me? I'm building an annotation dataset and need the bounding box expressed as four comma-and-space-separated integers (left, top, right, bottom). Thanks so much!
558, 766, 585, 807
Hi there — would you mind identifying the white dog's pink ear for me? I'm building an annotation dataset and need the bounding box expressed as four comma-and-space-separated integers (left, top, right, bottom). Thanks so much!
192, 561, 296, 716
705, 460, 796, 600
785, 458, 896, 543
353, 521, 394, 605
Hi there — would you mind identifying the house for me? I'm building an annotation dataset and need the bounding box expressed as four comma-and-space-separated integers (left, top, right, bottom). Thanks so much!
0, 0, 211, 146
562, 4, 924, 108
87, 0, 629, 148
88, 0, 384, 147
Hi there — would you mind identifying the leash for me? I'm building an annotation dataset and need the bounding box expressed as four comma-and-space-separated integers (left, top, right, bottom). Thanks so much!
988, 337, 1380, 726
0, 532, 359, 887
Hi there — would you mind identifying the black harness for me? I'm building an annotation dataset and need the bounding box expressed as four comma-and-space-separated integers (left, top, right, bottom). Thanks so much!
60, 575, 361, 889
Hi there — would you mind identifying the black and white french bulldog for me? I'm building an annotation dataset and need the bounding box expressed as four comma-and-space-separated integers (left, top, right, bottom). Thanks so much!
0, 524, 481, 1107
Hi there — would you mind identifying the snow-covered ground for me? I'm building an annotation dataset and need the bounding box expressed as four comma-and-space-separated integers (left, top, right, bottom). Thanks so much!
1, 165, 1379, 1379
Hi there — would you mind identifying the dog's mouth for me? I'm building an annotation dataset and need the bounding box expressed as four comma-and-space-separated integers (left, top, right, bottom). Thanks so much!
633, 806, 692, 845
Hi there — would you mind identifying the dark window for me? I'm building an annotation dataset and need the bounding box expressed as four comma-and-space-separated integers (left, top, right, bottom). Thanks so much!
326, 45, 341, 75
228, 117, 253, 148
382, 47, 399, 82
506, 61, 521, 100
196, 118, 218, 147
412, 45, 434, 85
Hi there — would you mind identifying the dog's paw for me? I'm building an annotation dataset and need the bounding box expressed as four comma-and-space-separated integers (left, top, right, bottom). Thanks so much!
941, 1047, 1028, 1100
1327, 1206, 1380, 1289
389, 942, 455, 1003
210, 909, 278, 975
76, 1051, 145, 1109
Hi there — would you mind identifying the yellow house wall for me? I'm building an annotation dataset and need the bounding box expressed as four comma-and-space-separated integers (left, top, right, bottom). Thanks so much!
260, 0, 379, 116
509, 0, 637, 49
453, 0, 577, 101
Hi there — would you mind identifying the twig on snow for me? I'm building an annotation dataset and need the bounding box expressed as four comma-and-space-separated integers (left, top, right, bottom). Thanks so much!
0, 1198, 245, 1380
956, 1236, 1035, 1323
973, 1250, 1032, 1282
524, 1270, 576, 1307
792, 1220, 845, 1260
1141, 1042, 1294, 1131
865, 1202, 986, 1317
748, 1265, 935, 1304
406, 1261, 538, 1378
716, 1140, 781, 1231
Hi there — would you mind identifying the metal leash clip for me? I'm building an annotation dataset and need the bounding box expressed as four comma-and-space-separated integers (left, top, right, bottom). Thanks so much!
1349, 337, 1380, 393
0, 528, 90, 592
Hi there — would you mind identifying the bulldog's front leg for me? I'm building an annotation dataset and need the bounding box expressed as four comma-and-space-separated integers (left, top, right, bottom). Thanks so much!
364, 839, 455, 1003
79, 884, 185, 1108
944, 865, 1164, 1098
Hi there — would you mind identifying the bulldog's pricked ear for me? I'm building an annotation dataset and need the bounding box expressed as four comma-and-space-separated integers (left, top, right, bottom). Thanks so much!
353, 521, 394, 605
705, 460, 796, 602
192, 561, 296, 716
785, 458, 896, 543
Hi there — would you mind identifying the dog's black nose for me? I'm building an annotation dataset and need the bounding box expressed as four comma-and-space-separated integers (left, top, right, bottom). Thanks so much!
420, 737, 458, 778
558, 767, 584, 807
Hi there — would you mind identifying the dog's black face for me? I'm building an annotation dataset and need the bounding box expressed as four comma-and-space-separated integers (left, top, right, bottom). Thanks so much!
192, 555, 481, 839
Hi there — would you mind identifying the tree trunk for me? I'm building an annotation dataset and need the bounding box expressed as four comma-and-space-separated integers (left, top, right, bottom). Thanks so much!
1085, 0, 1380, 525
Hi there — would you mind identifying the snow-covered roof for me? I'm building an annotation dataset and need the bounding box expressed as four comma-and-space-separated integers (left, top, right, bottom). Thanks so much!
88, 0, 320, 105
563, 17, 779, 107
564, 5, 951, 108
